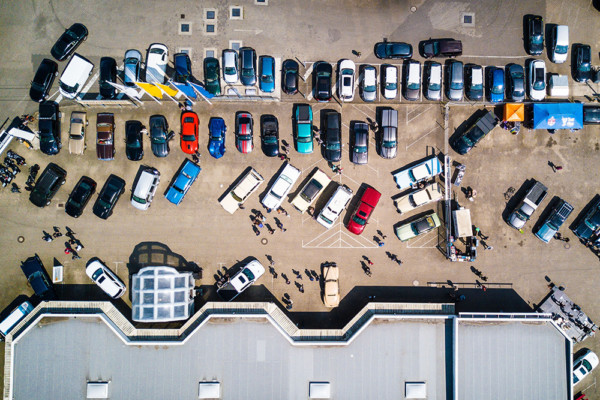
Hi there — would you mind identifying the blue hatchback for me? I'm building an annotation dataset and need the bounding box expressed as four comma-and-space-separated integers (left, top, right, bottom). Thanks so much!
164, 159, 201, 205
489, 67, 504, 103
208, 117, 227, 159
259, 56, 275, 93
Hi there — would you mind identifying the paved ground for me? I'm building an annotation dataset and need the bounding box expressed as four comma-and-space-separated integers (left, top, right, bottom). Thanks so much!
1, 0, 600, 397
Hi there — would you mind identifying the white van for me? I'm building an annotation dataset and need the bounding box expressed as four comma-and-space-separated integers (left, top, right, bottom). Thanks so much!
220, 168, 264, 214
131, 167, 160, 210
317, 184, 353, 229
59, 53, 94, 99
551, 25, 569, 64
0, 301, 34, 340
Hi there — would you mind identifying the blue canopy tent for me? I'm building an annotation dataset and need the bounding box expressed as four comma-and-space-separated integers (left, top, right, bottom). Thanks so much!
532, 103, 583, 130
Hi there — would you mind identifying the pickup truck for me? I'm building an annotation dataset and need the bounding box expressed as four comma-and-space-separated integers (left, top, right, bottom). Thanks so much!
217, 260, 265, 301
508, 180, 548, 229
20, 254, 55, 300
393, 155, 443, 190
450, 110, 498, 155
379, 109, 398, 159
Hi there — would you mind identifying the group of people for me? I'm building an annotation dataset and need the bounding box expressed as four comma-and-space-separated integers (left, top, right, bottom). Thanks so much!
250, 208, 289, 236
42, 226, 84, 260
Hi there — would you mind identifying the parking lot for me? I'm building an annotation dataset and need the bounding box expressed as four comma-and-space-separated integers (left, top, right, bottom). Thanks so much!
2, 0, 600, 397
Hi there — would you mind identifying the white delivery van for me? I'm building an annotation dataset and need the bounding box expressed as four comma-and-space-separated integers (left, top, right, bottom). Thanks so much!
59, 53, 94, 99
0, 301, 34, 340
551, 25, 569, 64
220, 168, 264, 214
317, 184, 353, 229
548, 75, 569, 98
131, 167, 160, 210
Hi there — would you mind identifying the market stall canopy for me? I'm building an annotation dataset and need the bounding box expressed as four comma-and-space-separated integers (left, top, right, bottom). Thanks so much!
532, 103, 583, 130
504, 103, 524, 122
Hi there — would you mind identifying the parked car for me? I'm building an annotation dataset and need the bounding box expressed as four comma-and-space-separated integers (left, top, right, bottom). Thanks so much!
261, 163, 301, 211
573, 350, 599, 385
50, 22, 88, 61
58, 53, 94, 99
260, 114, 279, 157
93, 174, 126, 219
222, 49, 239, 84
445, 60, 464, 101
96, 113, 115, 160
394, 182, 443, 214
525, 15, 544, 56
20, 255, 55, 300
203, 57, 221, 95
572, 197, 600, 243
351, 122, 369, 165
180, 111, 199, 154
99, 57, 117, 99
38, 101, 61, 155
361, 65, 377, 102
374, 41, 413, 59
259, 55, 275, 92
208, 117, 227, 159
396, 212, 441, 242
346, 186, 381, 235
338, 59, 356, 101
489, 67, 504, 103
219, 168, 264, 214
149, 114, 172, 157
507, 180, 548, 230
145, 43, 168, 84
317, 184, 354, 229
239, 47, 257, 86
85, 258, 126, 299
420, 38, 462, 58
322, 262, 340, 308
572, 44, 592, 83
0, 301, 34, 340
393, 155, 443, 190
235, 111, 254, 154
131, 166, 160, 211
165, 159, 201, 205
173, 52, 192, 83
507, 64, 525, 102
216, 260, 265, 301
324, 111, 342, 162
583, 105, 600, 125
68, 111, 87, 155
423, 61, 442, 101
465, 64, 483, 101
450, 110, 498, 155
550, 25, 569, 63
290, 168, 331, 213
29, 162, 66, 207
125, 120, 144, 161
382, 65, 398, 99
403, 60, 421, 101
294, 104, 313, 154
529, 59, 546, 101
123, 49, 142, 87
534, 199, 574, 243
65, 176, 96, 218
30, 58, 58, 102
314, 61, 333, 102
282, 59, 299, 95
379, 109, 398, 159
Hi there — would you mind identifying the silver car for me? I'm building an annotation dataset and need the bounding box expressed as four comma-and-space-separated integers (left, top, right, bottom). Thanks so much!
123, 49, 142, 87
361, 65, 377, 102
352, 122, 369, 165
222, 49, 239, 84
424, 62, 442, 101
445, 60, 463, 101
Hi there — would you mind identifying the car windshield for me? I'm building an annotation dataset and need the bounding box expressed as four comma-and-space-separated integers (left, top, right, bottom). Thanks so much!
429, 82, 441, 91
382, 140, 396, 148
450, 81, 462, 90
242, 268, 255, 281
149, 48, 163, 55
531, 35, 543, 45
580, 62, 591, 72
126, 134, 140, 145
59, 81, 77, 93
492, 83, 503, 94
225, 67, 236, 74
534, 69, 545, 90
261, 74, 273, 83
408, 82, 419, 90
242, 68, 254, 77
183, 134, 196, 141
555, 45, 568, 54
327, 142, 341, 150
91, 268, 104, 281
352, 214, 367, 226
264, 136, 277, 144
354, 145, 367, 153
386, 81, 397, 90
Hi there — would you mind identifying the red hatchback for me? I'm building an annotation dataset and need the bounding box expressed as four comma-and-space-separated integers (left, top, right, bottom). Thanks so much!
180, 111, 199, 154
346, 186, 381, 235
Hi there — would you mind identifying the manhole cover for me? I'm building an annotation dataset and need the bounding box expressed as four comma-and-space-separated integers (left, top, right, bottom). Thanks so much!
17, 236, 25, 243
413, 280, 419, 286
261, 238, 268, 245
564, 243, 571, 249
410, 6, 417, 12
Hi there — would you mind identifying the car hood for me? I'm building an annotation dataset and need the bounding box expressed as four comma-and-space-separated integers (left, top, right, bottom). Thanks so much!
181, 138, 198, 154
508, 212, 526, 229
40, 137, 59, 155
69, 137, 85, 155
380, 144, 396, 159
29, 190, 47, 207
262, 142, 278, 157
151, 141, 169, 157
209, 139, 225, 159
126, 146, 143, 161
297, 141, 313, 154
395, 224, 415, 241
450, 136, 471, 155
352, 151, 367, 164
326, 148, 341, 162
64, 202, 82, 217
237, 138, 253, 153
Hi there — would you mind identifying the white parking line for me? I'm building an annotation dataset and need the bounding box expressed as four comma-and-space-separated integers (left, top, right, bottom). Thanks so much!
302, 223, 377, 248
406, 105, 433, 125
80, 71, 100, 99
406, 126, 442, 151
462, 55, 529, 59
406, 230, 440, 248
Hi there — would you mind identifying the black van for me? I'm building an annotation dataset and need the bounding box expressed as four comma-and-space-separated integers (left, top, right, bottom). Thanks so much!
421, 38, 463, 58
29, 162, 67, 207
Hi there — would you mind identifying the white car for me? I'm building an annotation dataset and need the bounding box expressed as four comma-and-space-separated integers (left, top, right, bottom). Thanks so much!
529, 60, 546, 101
58, 53, 94, 99
382, 65, 398, 99
361, 65, 377, 102
220, 168, 264, 214
337, 59, 355, 101
322, 262, 340, 308
145, 43, 168, 84
261, 163, 301, 211
573, 349, 599, 385
222, 49, 239, 84
85, 259, 126, 299
317, 184, 353, 229
291, 168, 331, 213
131, 166, 160, 211
394, 182, 443, 214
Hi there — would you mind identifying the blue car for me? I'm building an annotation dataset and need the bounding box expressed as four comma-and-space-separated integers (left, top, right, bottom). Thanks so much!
164, 159, 201, 205
489, 67, 504, 103
573, 197, 600, 244
259, 56, 275, 93
208, 117, 226, 159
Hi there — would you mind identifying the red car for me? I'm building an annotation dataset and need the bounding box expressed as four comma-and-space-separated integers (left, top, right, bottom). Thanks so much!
180, 111, 199, 154
346, 186, 381, 235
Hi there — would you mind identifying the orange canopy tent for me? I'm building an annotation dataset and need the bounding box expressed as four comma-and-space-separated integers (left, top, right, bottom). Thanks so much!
504, 103, 524, 122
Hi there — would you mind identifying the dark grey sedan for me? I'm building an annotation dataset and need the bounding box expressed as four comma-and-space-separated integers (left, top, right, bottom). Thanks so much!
507, 64, 525, 102
352, 122, 369, 165
149, 115, 172, 157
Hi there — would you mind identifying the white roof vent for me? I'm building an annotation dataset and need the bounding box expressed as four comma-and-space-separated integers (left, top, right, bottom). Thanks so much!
309, 381, 331, 399
198, 381, 221, 399
86, 381, 109, 399
405, 381, 427, 399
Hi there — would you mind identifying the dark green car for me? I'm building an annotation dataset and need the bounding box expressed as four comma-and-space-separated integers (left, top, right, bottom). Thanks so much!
203, 57, 221, 95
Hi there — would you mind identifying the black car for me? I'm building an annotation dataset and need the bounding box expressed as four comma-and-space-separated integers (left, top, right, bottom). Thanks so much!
282, 59, 299, 95
573, 197, 600, 244
20, 255, 55, 300
260, 114, 279, 157
419, 38, 462, 58
450, 110, 498, 155
203, 57, 221, 95
93, 174, 126, 219
50, 23, 88, 61
173, 53, 192, 83
464, 64, 483, 101
65, 176, 97, 218
374, 41, 413, 59
125, 120, 144, 161
149, 115, 172, 157
29, 162, 67, 207
30, 59, 58, 102
99, 57, 117, 99
525, 15, 544, 56
573, 44, 592, 83
507, 64, 525, 102
324, 111, 341, 162
583, 105, 600, 125
239, 47, 257, 86
38, 101, 61, 155
314, 61, 332, 102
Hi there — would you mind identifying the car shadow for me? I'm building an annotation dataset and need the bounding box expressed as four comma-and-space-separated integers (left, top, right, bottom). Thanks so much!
501, 178, 536, 225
